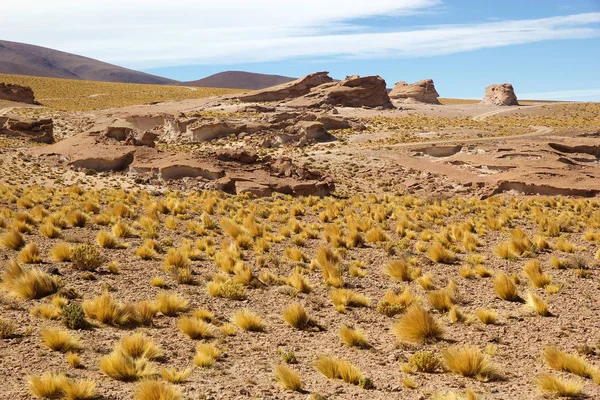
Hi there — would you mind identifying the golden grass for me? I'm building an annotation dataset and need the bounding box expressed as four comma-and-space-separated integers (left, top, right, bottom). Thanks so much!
393, 305, 443, 343
523, 260, 552, 288
428, 289, 454, 312
119, 333, 162, 360
0, 229, 25, 250
194, 343, 221, 368
315, 355, 363, 385
97, 230, 123, 249
18, 242, 41, 264
50, 242, 72, 262
41, 327, 81, 353
160, 367, 192, 384
1, 259, 62, 299
274, 364, 303, 391
31, 303, 61, 320
535, 373, 583, 398
286, 271, 313, 294
178, 316, 214, 339
543, 346, 599, 380
409, 351, 443, 373
232, 309, 265, 332
156, 292, 189, 316
0, 72, 241, 111
476, 309, 497, 325
526, 292, 551, 316
29, 372, 96, 400
428, 242, 457, 264
100, 350, 156, 381
329, 288, 370, 313
66, 352, 81, 368
83, 291, 135, 326
384, 259, 412, 281
443, 346, 501, 381
282, 303, 311, 330
339, 325, 368, 348
493, 272, 520, 302
377, 288, 414, 317
134, 380, 181, 400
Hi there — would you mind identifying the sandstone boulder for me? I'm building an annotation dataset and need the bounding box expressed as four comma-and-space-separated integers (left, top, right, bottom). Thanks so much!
237, 72, 333, 102
215, 149, 260, 164
188, 119, 246, 141
389, 79, 440, 104
0, 83, 37, 104
481, 83, 519, 106
0, 115, 54, 143
288, 75, 393, 109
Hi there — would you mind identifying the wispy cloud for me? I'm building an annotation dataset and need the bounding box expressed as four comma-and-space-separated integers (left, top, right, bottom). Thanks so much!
0, 1, 598, 68
519, 88, 600, 100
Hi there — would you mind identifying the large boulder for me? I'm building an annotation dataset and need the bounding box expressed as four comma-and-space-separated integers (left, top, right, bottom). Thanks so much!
481, 83, 519, 106
0, 83, 37, 104
389, 79, 440, 104
236, 72, 333, 102
0, 115, 54, 143
287, 75, 393, 109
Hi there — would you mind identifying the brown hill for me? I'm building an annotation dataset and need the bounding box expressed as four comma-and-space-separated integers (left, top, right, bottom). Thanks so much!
0, 40, 176, 85
183, 71, 295, 90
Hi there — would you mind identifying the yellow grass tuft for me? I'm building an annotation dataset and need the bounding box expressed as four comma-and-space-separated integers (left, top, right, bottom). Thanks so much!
1, 259, 62, 299
330, 288, 370, 313
41, 327, 81, 353
97, 230, 124, 249
282, 303, 311, 330
50, 243, 72, 262
156, 292, 189, 316
543, 346, 599, 380
476, 309, 497, 325
66, 352, 81, 368
526, 292, 551, 316
0, 229, 25, 250
285, 271, 312, 294
493, 272, 520, 302
194, 343, 221, 368
443, 346, 501, 381
83, 291, 135, 326
134, 380, 181, 400
18, 242, 41, 264
100, 350, 156, 381
232, 308, 265, 332
523, 260, 552, 288
29, 372, 97, 400
428, 242, 457, 264
339, 325, 368, 348
393, 305, 443, 343
274, 364, 303, 391
315, 355, 363, 385
377, 288, 414, 317
428, 289, 454, 312
535, 373, 583, 398
160, 367, 192, 384
119, 333, 162, 360
31, 303, 60, 320
178, 316, 214, 339
384, 259, 413, 282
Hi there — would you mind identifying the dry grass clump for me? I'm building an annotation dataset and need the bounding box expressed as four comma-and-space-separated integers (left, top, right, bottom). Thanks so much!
29, 372, 96, 400
535, 374, 583, 398
315, 246, 344, 287
41, 327, 81, 353
31, 303, 61, 320
83, 291, 136, 326
443, 346, 501, 381
156, 292, 189, 316
315, 355, 363, 385
100, 350, 156, 381
543, 346, 599, 380
393, 305, 443, 343
556, 237, 577, 253
428, 242, 457, 264
18, 242, 41, 264
134, 380, 181, 400
70, 244, 104, 271
1, 259, 62, 299
118, 333, 162, 361
160, 367, 192, 384
285, 271, 312, 294
523, 259, 552, 288
0, 229, 25, 250
194, 343, 221, 368
0, 317, 17, 339
50, 243, 72, 262
97, 230, 124, 249
339, 325, 368, 348
377, 288, 414, 317
365, 226, 389, 243
232, 309, 265, 332
282, 303, 313, 330
476, 309, 498, 325
40, 223, 62, 239
428, 289, 455, 313
207, 275, 247, 300
274, 364, 303, 392
178, 316, 214, 339
526, 292, 551, 316
66, 351, 81, 368
384, 259, 414, 281
493, 272, 520, 302
330, 288, 370, 312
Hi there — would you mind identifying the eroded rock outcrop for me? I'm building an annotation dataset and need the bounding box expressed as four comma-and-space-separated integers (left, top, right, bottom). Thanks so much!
0, 114, 54, 143
389, 79, 440, 104
481, 83, 519, 106
236, 72, 333, 103
0, 83, 37, 104
287, 75, 393, 109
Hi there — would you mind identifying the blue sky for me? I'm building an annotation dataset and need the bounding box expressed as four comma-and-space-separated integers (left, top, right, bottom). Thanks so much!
2, 0, 600, 99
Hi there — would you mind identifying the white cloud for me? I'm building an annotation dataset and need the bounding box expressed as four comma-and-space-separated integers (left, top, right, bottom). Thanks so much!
0, 1, 598, 68
518, 88, 600, 100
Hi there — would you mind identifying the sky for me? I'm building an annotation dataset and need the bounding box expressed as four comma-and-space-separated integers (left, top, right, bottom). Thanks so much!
1, 0, 600, 100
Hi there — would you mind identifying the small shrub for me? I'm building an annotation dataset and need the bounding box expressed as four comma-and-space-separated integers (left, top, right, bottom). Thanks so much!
409, 351, 442, 373
71, 245, 104, 271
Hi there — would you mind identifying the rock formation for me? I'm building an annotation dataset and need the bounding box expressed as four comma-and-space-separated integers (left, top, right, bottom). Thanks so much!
236, 72, 333, 103
0, 83, 37, 104
0, 114, 54, 143
287, 75, 393, 109
389, 79, 440, 104
481, 83, 519, 106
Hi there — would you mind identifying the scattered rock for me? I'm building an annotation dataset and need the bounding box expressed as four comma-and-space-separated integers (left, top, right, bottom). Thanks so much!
0, 114, 54, 143
0, 82, 37, 104
481, 83, 519, 106
389, 79, 440, 104
236, 72, 333, 102
288, 75, 393, 109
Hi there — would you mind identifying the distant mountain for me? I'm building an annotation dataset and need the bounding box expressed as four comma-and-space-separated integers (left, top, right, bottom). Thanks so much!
0, 40, 176, 85
183, 71, 296, 90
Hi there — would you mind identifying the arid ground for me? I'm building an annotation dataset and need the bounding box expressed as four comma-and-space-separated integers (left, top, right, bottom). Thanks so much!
1, 73, 600, 400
